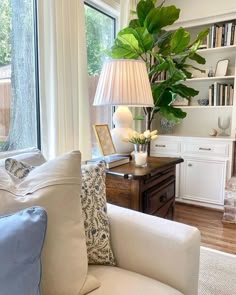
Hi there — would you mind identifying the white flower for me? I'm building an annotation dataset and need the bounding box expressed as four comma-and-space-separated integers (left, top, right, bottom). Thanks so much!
150, 130, 158, 136
143, 130, 151, 138
139, 134, 145, 140
125, 129, 158, 144
151, 135, 158, 140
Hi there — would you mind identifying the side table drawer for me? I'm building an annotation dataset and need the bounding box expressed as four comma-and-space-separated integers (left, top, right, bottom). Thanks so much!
144, 180, 175, 215
106, 174, 131, 209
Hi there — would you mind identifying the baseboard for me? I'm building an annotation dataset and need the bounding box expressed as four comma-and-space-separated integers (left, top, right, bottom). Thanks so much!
176, 199, 224, 212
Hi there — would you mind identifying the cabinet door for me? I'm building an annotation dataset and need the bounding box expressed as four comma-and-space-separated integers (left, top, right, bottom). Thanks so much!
182, 158, 226, 205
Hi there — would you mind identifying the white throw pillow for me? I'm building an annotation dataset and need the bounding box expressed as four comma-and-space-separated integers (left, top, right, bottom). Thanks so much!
0, 151, 93, 295
0, 147, 46, 167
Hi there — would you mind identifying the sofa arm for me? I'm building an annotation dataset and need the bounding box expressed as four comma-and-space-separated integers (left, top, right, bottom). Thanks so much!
107, 204, 200, 295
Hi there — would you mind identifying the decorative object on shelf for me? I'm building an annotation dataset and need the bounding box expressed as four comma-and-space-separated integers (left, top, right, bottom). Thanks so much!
106, 0, 208, 130
124, 129, 158, 167
215, 59, 229, 77
208, 67, 214, 77
160, 118, 178, 134
197, 98, 209, 106
93, 59, 153, 155
93, 124, 116, 156
209, 129, 218, 137
171, 97, 190, 106
218, 116, 231, 136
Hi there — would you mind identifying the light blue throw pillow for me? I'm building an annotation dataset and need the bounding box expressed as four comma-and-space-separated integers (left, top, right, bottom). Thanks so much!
0, 207, 47, 295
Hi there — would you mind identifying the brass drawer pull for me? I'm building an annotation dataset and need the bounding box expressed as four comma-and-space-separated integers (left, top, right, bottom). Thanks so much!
155, 144, 166, 148
199, 147, 211, 151
160, 194, 167, 203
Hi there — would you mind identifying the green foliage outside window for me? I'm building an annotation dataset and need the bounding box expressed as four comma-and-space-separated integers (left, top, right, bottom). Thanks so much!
85, 5, 115, 75
0, 0, 11, 66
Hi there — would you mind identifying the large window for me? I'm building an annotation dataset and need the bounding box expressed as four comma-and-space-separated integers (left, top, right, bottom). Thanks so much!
85, 2, 116, 157
0, 0, 39, 151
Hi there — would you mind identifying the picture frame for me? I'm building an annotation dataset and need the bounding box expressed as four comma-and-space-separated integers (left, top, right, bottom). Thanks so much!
215, 59, 229, 77
93, 124, 116, 156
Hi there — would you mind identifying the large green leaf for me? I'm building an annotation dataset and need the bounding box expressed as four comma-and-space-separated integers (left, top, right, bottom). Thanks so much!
189, 52, 206, 64
137, 0, 154, 26
129, 19, 141, 29
157, 90, 173, 106
170, 83, 199, 98
106, 44, 139, 59
166, 58, 187, 82
135, 28, 154, 51
117, 30, 142, 53
152, 81, 168, 105
154, 30, 173, 48
170, 28, 190, 53
144, 6, 180, 34
149, 60, 169, 76
196, 28, 210, 42
160, 106, 187, 120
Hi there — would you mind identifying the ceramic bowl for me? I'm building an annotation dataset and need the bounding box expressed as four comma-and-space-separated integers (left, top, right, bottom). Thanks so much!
197, 98, 209, 106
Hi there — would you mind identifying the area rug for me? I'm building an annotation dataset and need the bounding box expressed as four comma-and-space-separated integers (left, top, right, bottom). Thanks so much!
199, 246, 236, 295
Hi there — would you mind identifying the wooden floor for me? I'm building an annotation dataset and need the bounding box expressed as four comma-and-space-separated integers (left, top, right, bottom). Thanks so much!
174, 203, 236, 255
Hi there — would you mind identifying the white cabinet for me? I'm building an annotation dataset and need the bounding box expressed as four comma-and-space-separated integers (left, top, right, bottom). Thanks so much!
182, 158, 226, 205
151, 135, 234, 208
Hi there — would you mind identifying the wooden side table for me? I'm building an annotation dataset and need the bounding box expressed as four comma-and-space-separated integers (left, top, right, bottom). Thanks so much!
105, 157, 183, 220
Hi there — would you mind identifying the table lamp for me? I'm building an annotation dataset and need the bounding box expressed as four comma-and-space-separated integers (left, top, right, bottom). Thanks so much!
93, 59, 153, 154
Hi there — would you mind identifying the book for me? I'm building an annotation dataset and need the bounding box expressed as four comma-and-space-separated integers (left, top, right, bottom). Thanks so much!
231, 23, 235, 45
227, 23, 232, 46
86, 155, 130, 169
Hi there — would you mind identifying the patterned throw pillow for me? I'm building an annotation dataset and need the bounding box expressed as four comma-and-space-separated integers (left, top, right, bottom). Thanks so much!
81, 161, 116, 266
5, 158, 34, 179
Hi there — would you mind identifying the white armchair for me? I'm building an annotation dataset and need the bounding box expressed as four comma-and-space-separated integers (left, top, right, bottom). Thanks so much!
88, 204, 200, 295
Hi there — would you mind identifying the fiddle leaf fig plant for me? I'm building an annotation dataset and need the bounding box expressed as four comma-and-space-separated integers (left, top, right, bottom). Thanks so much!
107, 0, 209, 129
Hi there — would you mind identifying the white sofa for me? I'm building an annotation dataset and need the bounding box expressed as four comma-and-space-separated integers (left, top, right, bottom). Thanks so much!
89, 203, 200, 295
0, 148, 200, 295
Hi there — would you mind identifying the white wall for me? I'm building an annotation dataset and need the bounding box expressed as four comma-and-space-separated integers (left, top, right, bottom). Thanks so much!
165, 0, 236, 27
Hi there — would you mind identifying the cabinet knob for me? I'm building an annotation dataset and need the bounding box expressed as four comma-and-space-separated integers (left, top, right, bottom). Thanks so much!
188, 163, 192, 167
160, 194, 167, 203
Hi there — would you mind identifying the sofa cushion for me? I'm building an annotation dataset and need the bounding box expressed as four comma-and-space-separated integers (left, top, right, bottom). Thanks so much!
0, 147, 46, 167
88, 265, 183, 295
0, 207, 47, 295
0, 151, 97, 295
81, 161, 116, 265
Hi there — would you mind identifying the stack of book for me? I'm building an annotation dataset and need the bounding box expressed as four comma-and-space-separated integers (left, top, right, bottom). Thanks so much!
86, 155, 130, 169
208, 83, 234, 106
208, 21, 236, 48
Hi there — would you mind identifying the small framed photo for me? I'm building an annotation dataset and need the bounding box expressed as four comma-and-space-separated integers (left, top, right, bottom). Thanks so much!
215, 59, 229, 77
93, 124, 116, 156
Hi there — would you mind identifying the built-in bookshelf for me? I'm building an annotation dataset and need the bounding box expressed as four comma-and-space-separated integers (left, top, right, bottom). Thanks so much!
207, 20, 236, 48
159, 17, 236, 138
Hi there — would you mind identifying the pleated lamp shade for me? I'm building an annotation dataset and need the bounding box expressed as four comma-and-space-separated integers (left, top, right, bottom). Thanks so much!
93, 59, 153, 107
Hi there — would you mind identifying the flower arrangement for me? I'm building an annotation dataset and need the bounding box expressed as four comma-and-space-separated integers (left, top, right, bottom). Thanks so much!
124, 129, 158, 145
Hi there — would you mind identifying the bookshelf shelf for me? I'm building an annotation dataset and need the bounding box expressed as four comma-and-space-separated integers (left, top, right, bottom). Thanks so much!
197, 45, 236, 54
185, 75, 235, 82
173, 105, 233, 109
